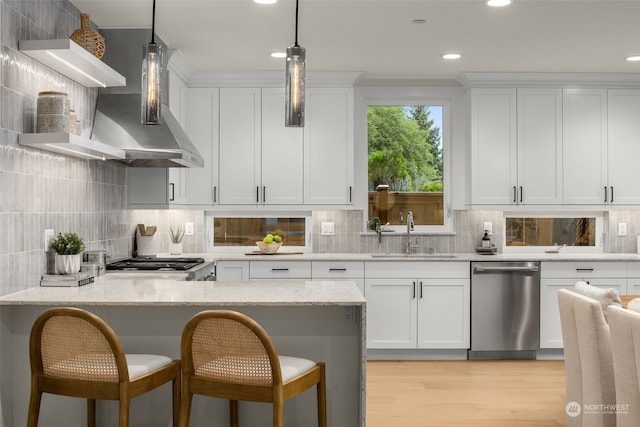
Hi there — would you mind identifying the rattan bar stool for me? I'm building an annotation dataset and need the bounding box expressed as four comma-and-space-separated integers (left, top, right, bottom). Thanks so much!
27, 307, 180, 427
179, 310, 327, 427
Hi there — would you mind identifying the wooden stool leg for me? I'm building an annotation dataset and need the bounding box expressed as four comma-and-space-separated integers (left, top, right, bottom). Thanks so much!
119, 398, 130, 426
172, 367, 181, 427
317, 363, 327, 427
26, 387, 42, 427
87, 399, 96, 427
230, 400, 239, 427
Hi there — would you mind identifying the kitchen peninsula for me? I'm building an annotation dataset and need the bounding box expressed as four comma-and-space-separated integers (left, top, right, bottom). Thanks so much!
0, 276, 365, 427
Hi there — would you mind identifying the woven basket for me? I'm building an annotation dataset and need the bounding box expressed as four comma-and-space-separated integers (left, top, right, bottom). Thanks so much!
70, 14, 105, 59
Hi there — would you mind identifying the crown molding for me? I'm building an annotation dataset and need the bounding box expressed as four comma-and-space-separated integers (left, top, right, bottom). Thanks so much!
457, 72, 640, 88
187, 70, 363, 88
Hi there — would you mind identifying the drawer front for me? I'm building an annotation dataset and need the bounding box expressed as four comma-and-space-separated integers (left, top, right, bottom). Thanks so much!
541, 261, 627, 279
249, 260, 312, 279
365, 261, 469, 279
312, 261, 365, 279
627, 262, 640, 277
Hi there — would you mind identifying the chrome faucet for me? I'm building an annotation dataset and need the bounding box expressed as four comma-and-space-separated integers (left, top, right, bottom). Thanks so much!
406, 211, 417, 254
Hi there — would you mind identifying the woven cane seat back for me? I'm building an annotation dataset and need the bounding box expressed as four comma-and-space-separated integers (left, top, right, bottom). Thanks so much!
41, 315, 119, 382
191, 317, 273, 386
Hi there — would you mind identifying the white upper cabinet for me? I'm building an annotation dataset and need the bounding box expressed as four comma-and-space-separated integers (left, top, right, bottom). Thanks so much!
516, 88, 563, 205
470, 88, 562, 206
218, 88, 262, 205
607, 89, 640, 205
186, 88, 219, 205
304, 88, 354, 205
562, 89, 608, 205
261, 88, 304, 205
470, 88, 517, 205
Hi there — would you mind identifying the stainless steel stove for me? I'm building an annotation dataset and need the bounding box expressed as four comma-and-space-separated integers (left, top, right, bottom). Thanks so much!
106, 257, 215, 280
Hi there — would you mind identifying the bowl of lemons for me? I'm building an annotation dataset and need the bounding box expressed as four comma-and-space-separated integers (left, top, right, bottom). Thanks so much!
256, 233, 283, 254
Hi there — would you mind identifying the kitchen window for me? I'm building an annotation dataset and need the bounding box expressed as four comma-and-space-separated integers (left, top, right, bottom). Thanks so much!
503, 213, 603, 253
205, 212, 312, 253
367, 103, 450, 232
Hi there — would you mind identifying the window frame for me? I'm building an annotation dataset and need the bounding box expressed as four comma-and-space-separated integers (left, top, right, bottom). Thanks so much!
502, 211, 604, 254
204, 211, 313, 253
362, 94, 453, 234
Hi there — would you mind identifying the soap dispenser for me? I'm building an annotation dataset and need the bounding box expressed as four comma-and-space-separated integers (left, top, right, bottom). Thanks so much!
481, 231, 491, 248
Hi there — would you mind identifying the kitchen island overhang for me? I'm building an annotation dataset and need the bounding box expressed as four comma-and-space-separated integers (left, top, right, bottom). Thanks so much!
0, 278, 366, 427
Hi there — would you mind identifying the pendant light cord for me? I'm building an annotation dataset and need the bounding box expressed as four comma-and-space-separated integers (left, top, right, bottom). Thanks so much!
151, 0, 156, 44
294, 0, 299, 47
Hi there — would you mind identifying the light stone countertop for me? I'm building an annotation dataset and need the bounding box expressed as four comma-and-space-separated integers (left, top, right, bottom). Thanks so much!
0, 274, 365, 307
167, 252, 640, 262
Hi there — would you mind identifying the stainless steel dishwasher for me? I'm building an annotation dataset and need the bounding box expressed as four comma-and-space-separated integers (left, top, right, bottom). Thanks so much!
469, 261, 540, 360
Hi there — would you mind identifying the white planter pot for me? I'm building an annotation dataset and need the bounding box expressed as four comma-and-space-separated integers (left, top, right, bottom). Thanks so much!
55, 254, 81, 275
169, 242, 183, 255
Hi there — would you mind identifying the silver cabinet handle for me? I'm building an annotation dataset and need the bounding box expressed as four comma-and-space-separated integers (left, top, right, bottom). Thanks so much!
271, 268, 289, 272
604, 186, 608, 203
513, 186, 517, 203
412, 281, 416, 299
519, 186, 523, 203
611, 186, 614, 203
213, 186, 217, 203
256, 186, 260, 203
419, 281, 423, 299
329, 268, 347, 272
576, 268, 594, 272
263, 186, 266, 204
169, 183, 175, 201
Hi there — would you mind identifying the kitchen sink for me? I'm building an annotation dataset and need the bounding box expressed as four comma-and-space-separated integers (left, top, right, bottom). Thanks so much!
370, 253, 458, 259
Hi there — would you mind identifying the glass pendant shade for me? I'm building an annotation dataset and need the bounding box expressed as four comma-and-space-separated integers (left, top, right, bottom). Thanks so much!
141, 42, 162, 125
285, 44, 305, 127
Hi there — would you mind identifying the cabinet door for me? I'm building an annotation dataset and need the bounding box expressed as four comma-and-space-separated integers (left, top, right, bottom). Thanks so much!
563, 89, 608, 205
417, 278, 470, 349
186, 88, 219, 205
540, 279, 574, 349
167, 69, 188, 204
304, 88, 353, 205
470, 88, 518, 205
219, 88, 262, 205
365, 279, 417, 349
215, 261, 249, 282
516, 88, 562, 205
608, 89, 640, 205
261, 88, 304, 204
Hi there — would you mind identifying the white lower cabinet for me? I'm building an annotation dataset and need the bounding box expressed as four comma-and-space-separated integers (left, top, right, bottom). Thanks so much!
215, 260, 249, 281
311, 261, 364, 295
365, 262, 470, 350
540, 261, 627, 348
249, 260, 312, 280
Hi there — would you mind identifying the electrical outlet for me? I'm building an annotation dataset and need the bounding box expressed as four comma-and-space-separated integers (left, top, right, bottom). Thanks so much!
185, 222, 194, 236
321, 222, 335, 236
483, 222, 493, 235
44, 229, 54, 251
344, 306, 354, 321
618, 222, 628, 236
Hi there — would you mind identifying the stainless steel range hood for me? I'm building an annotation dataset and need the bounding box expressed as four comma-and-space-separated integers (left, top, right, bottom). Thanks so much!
91, 29, 203, 168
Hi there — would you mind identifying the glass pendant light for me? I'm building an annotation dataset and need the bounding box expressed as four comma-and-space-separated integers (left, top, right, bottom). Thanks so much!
141, 0, 162, 125
285, 0, 305, 127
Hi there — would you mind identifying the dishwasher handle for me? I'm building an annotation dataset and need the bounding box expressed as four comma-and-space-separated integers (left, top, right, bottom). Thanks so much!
473, 265, 539, 273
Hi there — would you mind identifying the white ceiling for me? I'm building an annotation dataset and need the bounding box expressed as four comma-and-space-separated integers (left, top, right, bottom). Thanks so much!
71, 0, 640, 84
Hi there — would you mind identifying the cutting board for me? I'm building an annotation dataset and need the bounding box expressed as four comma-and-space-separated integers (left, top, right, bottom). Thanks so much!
245, 251, 304, 256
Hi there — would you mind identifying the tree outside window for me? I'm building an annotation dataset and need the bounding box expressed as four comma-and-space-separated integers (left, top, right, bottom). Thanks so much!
368, 105, 444, 226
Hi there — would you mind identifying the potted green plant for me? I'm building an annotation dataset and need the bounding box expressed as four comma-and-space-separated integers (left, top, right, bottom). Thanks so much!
169, 226, 184, 255
49, 232, 85, 274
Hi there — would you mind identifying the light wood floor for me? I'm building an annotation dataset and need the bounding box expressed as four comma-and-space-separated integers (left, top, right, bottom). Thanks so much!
366, 360, 566, 427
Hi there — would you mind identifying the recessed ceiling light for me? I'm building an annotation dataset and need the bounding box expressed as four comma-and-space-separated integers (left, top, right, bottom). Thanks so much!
487, 0, 511, 6
271, 51, 286, 59
254, 0, 277, 4
442, 53, 462, 60
412, 19, 426, 24
626, 55, 640, 62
